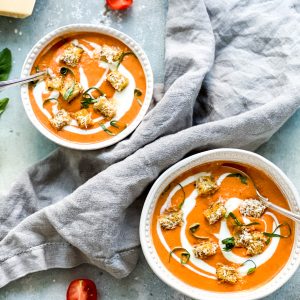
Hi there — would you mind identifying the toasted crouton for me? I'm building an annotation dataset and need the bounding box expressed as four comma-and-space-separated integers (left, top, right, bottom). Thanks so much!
216, 263, 240, 284
94, 45, 123, 64
193, 241, 218, 259
239, 199, 266, 218
50, 109, 71, 130
234, 228, 267, 256
158, 206, 183, 230
46, 76, 63, 90
106, 70, 129, 92
60, 77, 82, 102
60, 44, 83, 67
74, 109, 93, 129
203, 199, 226, 225
93, 96, 116, 119
196, 176, 219, 196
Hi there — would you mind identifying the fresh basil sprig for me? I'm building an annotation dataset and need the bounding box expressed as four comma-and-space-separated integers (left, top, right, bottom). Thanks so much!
59, 67, 75, 101
169, 247, 190, 265
0, 98, 9, 115
116, 51, 135, 69
242, 259, 256, 275
177, 183, 186, 209
0, 48, 12, 81
228, 212, 259, 227
263, 222, 291, 245
227, 173, 248, 184
222, 237, 235, 251
189, 223, 209, 240
100, 123, 116, 136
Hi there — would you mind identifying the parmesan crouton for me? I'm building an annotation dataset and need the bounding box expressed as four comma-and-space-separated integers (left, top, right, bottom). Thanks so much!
46, 76, 63, 90
203, 199, 226, 225
49, 109, 71, 130
60, 77, 82, 102
60, 44, 83, 67
158, 206, 183, 230
239, 199, 266, 218
93, 96, 116, 119
106, 70, 129, 92
216, 263, 240, 284
74, 109, 93, 129
193, 241, 218, 259
196, 176, 219, 196
94, 45, 123, 64
234, 228, 267, 256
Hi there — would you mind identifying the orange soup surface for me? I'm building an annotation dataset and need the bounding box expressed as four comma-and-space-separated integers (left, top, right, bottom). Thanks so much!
151, 161, 294, 292
29, 32, 146, 144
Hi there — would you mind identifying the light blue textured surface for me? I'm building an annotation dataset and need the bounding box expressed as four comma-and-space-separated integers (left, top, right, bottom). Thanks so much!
0, 0, 300, 299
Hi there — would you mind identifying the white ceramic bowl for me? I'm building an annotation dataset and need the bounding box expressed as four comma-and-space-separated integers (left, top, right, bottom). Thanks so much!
140, 148, 300, 300
21, 24, 153, 150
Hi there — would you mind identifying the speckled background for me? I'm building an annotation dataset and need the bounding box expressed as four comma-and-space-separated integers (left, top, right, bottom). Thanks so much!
0, 0, 300, 299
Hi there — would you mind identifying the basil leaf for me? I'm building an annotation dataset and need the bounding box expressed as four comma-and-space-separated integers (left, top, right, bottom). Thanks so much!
0, 48, 12, 81
189, 223, 209, 240
177, 183, 186, 209
222, 237, 235, 251
116, 51, 135, 68
228, 212, 259, 227
0, 98, 9, 115
134, 88, 142, 97
263, 222, 291, 244
169, 247, 190, 265
100, 124, 116, 136
242, 259, 256, 275
227, 173, 248, 184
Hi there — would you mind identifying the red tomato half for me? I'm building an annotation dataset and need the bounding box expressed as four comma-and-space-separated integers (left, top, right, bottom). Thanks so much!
106, 0, 133, 10
66, 279, 98, 300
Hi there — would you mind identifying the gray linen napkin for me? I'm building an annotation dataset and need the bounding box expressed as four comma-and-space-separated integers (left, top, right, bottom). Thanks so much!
1, 0, 300, 287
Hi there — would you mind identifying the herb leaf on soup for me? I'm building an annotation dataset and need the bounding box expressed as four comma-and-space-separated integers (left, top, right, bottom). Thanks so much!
222, 237, 235, 251
227, 173, 248, 184
0, 48, 12, 81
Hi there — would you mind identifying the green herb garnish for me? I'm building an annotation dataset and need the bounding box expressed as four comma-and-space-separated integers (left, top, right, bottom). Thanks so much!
228, 212, 259, 227
227, 173, 248, 184
116, 51, 135, 68
100, 123, 116, 136
82, 87, 104, 99
134, 88, 142, 97
0, 48, 12, 81
0, 98, 9, 115
263, 222, 291, 245
177, 183, 186, 209
169, 247, 190, 265
222, 237, 235, 251
81, 98, 98, 108
43, 97, 58, 107
59, 67, 75, 101
137, 98, 143, 106
242, 259, 256, 275
189, 223, 209, 240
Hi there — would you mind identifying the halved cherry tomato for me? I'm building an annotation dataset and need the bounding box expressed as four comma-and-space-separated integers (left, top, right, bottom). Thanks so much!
66, 279, 98, 300
106, 0, 133, 10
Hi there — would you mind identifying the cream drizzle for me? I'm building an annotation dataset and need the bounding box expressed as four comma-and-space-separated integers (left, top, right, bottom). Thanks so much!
157, 172, 282, 280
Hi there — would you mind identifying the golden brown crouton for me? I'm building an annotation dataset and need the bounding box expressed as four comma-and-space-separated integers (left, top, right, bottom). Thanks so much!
196, 176, 219, 196
203, 199, 226, 225
234, 228, 267, 256
193, 241, 218, 259
94, 45, 123, 64
216, 263, 240, 284
49, 109, 71, 130
46, 76, 63, 90
60, 44, 83, 67
60, 77, 82, 102
93, 96, 116, 119
239, 199, 266, 218
106, 70, 129, 92
74, 109, 93, 129
158, 206, 183, 230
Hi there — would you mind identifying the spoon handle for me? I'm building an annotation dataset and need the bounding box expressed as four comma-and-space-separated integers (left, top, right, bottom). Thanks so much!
0, 71, 47, 91
265, 201, 300, 223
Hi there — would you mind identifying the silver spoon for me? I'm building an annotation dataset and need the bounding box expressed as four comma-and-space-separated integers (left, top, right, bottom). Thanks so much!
225, 166, 300, 223
0, 71, 47, 91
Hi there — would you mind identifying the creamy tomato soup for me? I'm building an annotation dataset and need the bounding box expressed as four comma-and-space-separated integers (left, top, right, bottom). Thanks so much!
28, 32, 146, 144
151, 162, 294, 292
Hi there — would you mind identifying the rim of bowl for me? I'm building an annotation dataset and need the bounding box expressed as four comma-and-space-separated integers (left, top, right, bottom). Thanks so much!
140, 148, 300, 300
21, 24, 154, 150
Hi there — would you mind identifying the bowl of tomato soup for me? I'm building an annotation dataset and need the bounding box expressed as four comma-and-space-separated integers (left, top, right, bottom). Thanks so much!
140, 149, 300, 300
21, 24, 153, 150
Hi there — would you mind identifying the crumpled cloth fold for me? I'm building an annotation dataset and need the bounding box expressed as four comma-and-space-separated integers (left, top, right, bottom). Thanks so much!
1, 0, 300, 287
